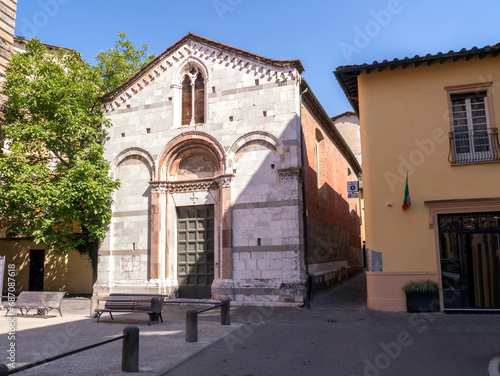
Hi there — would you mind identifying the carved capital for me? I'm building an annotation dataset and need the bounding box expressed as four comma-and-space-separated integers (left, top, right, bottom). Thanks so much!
277, 167, 303, 182
218, 174, 233, 188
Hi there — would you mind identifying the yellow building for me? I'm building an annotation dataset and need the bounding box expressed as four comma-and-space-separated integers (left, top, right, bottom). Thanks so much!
335, 43, 500, 311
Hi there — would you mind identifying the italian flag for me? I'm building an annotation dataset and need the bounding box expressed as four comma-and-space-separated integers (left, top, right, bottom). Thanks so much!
402, 171, 411, 210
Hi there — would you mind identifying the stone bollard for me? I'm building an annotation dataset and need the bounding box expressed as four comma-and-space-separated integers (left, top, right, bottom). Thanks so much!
186, 310, 198, 343
221, 299, 230, 326
122, 326, 140, 372
90, 295, 99, 318
0, 363, 9, 376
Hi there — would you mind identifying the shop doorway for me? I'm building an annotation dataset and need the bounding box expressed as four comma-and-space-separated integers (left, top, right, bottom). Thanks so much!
439, 212, 500, 309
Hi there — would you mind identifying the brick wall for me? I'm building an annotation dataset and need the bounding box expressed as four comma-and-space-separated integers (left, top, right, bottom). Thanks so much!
301, 102, 362, 293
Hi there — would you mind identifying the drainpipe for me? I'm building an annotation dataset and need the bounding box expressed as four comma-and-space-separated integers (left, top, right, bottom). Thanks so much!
299, 85, 312, 307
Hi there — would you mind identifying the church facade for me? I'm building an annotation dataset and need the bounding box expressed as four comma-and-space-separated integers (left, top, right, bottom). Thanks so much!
94, 34, 362, 304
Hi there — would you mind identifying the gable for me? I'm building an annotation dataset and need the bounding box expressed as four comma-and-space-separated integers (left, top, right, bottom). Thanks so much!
100, 33, 304, 113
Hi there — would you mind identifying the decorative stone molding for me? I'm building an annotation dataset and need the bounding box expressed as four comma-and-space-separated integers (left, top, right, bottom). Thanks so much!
218, 174, 233, 188
278, 167, 303, 182
150, 174, 233, 194
150, 180, 217, 194
100, 34, 303, 113
424, 197, 500, 228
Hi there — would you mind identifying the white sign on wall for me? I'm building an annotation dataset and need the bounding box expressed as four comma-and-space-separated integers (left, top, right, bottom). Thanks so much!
348, 192, 359, 199
347, 181, 359, 192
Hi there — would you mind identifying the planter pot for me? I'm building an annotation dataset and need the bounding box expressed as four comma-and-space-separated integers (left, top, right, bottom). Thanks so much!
405, 291, 440, 312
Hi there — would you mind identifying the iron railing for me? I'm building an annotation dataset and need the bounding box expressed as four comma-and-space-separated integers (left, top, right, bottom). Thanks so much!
448, 127, 500, 164
0, 327, 139, 374
185, 300, 230, 342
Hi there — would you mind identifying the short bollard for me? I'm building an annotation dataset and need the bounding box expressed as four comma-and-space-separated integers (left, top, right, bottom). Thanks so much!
0, 363, 9, 376
186, 309, 198, 343
90, 295, 99, 318
122, 326, 139, 372
221, 299, 230, 325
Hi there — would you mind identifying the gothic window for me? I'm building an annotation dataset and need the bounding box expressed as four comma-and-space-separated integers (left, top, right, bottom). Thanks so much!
181, 76, 192, 125
315, 129, 325, 189
181, 67, 205, 126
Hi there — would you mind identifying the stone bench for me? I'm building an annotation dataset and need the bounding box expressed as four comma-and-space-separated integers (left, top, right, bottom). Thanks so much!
95, 294, 165, 326
6, 291, 67, 318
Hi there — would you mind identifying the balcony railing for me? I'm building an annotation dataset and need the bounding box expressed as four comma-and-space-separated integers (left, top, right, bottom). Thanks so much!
448, 127, 500, 164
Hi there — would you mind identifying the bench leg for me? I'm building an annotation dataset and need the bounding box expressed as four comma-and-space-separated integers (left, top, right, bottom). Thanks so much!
109, 312, 114, 321
148, 312, 161, 325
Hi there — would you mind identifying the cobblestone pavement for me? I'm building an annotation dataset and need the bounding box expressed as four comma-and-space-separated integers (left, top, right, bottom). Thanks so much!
0, 298, 241, 375
164, 273, 500, 376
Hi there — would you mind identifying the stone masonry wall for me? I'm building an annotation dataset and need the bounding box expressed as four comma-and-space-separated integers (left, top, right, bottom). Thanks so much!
95, 37, 306, 303
301, 103, 362, 292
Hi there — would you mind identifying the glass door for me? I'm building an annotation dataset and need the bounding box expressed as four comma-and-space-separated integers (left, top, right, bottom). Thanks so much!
439, 212, 500, 309
462, 233, 500, 308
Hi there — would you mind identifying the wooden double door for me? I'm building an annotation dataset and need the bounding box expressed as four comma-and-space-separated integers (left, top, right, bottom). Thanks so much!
176, 205, 215, 299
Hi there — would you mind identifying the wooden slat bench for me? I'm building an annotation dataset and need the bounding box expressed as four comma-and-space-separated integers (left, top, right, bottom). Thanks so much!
5, 291, 67, 318
95, 294, 165, 325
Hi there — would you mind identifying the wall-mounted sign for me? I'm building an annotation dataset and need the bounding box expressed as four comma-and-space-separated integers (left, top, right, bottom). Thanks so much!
347, 181, 359, 192
348, 192, 359, 199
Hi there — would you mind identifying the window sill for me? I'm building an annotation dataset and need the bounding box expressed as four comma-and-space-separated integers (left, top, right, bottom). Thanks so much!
450, 159, 500, 166
172, 123, 207, 130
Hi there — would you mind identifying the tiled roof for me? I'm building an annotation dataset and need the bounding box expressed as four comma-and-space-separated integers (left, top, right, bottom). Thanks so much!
14, 36, 75, 53
330, 111, 356, 122
334, 43, 500, 114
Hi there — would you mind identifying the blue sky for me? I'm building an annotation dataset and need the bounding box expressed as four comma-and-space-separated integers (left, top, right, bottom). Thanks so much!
14, 0, 500, 116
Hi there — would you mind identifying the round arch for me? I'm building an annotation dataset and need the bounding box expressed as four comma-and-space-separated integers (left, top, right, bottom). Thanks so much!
156, 132, 226, 181
112, 147, 156, 181
227, 131, 287, 170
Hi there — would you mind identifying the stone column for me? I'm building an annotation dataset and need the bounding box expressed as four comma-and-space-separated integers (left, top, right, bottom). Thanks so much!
219, 175, 233, 279
149, 183, 165, 280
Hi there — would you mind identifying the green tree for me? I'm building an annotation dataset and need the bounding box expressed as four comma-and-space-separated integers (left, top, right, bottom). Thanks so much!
0, 39, 120, 274
94, 31, 156, 92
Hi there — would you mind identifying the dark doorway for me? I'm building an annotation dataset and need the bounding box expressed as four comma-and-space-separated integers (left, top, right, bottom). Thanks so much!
29, 249, 45, 291
439, 212, 500, 309
177, 205, 214, 298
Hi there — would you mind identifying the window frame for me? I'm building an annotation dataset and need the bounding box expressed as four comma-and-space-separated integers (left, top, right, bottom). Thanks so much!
173, 62, 208, 129
445, 82, 497, 164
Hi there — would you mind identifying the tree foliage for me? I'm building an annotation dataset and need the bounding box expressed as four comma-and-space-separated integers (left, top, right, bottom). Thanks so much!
0, 39, 120, 269
94, 32, 156, 92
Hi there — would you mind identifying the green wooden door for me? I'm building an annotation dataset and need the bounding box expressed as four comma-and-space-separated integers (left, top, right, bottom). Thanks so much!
177, 205, 215, 298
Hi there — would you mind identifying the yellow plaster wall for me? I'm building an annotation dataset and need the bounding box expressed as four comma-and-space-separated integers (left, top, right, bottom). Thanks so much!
0, 240, 93, 294
358, 55, 500, 273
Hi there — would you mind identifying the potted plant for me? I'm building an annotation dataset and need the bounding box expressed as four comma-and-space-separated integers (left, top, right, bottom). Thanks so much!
402, 280, 440, 312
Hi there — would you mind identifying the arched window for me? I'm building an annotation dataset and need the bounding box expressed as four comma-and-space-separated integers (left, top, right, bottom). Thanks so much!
315, 129, 324, 189
181, 67, 205, 126
181, 75, 192, 125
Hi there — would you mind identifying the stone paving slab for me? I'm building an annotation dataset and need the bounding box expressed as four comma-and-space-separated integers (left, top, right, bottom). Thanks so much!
0, 298, 241, 375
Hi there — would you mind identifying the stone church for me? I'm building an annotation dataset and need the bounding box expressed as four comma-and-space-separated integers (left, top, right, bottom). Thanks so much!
94, 33, 362, 304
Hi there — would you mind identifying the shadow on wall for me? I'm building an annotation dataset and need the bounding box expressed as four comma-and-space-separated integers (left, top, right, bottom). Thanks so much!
300, 110, 362, 295
227, 113, 361, 299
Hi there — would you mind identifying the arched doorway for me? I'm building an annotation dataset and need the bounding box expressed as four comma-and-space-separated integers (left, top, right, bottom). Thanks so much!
151, 133, 232, 299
